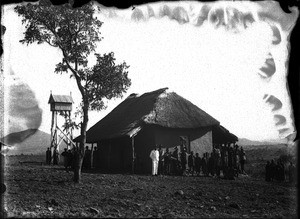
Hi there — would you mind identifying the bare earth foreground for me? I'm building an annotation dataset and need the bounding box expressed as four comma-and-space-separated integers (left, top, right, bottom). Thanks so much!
4, 156, 298, 218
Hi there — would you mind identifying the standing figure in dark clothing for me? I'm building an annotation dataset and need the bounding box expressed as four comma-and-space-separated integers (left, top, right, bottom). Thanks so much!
232, 144, 239, 176
180, 147, 187, 175
228, 145, 235, 178
53, 148, 59, 165
188, 151, 195, 176
202, 153, 209, 176
92, 147, 98, 170
235, 152, 240, 176
95, 146, 101, 170
163, 148, 171, 175
67, 149, 73, 170
172, 147, 180, 175
214, 148, 221, 177
71, 147, 76, 169
195, 153, 201, 176
232, 145, 237, 168
239, 147, 246, 174
265, 161, 271, 182
228, 145, 233, 168
158, 145, 164, 175
208, 152, 215, 176
46, 148, 51, 165
220, 145, 225, 175
223, 145, 229, 177
83, 146, 92, 169
61, 148, 69, 172
86, 146, 92, 169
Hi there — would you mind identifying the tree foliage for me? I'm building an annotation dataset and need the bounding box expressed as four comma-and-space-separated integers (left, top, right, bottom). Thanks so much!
15, 0, 131, 182
16, 1, 102, 64
15, 0, 131, 111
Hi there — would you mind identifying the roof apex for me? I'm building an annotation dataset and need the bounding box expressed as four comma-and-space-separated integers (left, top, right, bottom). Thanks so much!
127, 87, 169, 99
74, 88, 222, 142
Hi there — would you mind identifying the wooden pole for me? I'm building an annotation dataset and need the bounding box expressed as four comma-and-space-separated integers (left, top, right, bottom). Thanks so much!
50, 111, 54, 147
91, 143, 94, 169
69, 111, 72, 150
65, 111, 69, 150
50, 110, 55, 164
56, 126, 76, 148
53, 111, 57, 151
131, 136, 135, 174
55, 111, 59, 164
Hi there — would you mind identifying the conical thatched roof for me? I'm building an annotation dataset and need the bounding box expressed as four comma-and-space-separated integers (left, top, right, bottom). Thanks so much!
75, 88, 220, 143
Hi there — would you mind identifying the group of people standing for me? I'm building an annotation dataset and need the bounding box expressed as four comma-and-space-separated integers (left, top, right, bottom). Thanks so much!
61, 148, 74, 172
46, 146, 100, 172
265, 159, 296, 184
81, 146, 100, 170
45, 147, 60, 165
150, 143, 247, 179
46, 147, 74, 171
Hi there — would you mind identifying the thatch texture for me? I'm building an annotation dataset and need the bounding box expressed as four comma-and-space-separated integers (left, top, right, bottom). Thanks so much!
75, 88, 220, 143
213, 125, 238, 144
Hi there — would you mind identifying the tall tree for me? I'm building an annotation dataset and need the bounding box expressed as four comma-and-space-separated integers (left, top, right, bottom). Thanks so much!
15, 0, 131, 182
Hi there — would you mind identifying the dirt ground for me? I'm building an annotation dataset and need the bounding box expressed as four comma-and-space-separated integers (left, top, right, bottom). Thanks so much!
3, 156, 298, 218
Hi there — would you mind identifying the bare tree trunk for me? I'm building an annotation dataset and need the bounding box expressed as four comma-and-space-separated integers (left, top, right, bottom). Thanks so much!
73, 103, 89, 183
73, 151, 83, 182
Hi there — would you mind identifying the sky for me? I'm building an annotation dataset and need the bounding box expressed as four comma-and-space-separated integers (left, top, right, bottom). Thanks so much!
1, 1, 298, 143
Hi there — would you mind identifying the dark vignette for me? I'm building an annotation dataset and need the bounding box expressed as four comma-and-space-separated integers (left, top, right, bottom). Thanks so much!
0, 0, 299, 218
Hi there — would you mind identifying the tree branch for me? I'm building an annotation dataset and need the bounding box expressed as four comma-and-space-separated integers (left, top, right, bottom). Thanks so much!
63, 58, 86, 98
37, 19, 85, 99
44, 38, 56, 47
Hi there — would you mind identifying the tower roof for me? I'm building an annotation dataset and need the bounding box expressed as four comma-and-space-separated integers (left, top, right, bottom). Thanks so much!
48, 94, 73, 104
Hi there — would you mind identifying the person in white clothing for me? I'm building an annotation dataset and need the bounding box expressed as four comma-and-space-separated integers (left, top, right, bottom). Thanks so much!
149, 145, 159, 176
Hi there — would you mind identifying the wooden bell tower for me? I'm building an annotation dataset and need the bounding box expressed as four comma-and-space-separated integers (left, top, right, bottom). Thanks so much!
48, 92, 75, 163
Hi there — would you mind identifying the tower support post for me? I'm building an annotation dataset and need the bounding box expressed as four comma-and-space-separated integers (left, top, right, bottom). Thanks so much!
49, 93, 74, 164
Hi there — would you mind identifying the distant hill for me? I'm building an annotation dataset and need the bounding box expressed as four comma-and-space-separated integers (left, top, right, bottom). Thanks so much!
237, 137, 296, 162
238, 138, 287, 146
242, 143, 297, 163
2, 129, 66, 155
2, 129, 38, 146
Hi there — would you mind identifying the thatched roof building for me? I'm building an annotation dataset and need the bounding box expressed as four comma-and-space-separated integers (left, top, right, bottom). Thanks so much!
76, 87, 220, 143
74, 88, 238, 173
